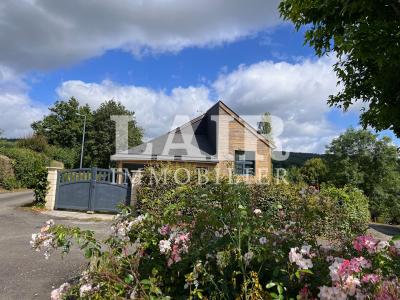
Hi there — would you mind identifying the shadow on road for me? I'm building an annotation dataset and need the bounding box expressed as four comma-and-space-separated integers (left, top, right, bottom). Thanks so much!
369, 223, 400, 237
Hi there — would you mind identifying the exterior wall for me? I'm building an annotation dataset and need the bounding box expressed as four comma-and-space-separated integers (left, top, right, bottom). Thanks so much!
216, 106, 272, 180
121, 160, 217, 171
45, 166, 64, 210
118, 105, 272, 181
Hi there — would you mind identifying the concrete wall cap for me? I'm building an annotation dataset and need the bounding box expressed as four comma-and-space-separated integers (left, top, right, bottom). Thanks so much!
46, 166, 64, 171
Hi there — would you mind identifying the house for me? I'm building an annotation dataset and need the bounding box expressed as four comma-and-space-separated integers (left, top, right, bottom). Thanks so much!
111, 101, 273, 179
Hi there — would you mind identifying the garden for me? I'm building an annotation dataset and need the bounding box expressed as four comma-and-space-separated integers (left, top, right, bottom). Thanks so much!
31, 166, 400, 299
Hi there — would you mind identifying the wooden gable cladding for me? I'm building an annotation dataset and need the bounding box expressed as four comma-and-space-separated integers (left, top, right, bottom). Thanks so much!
216, 104, 272, 179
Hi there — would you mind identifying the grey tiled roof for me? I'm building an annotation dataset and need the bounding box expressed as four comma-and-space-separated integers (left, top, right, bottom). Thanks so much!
112, 103, 219, 162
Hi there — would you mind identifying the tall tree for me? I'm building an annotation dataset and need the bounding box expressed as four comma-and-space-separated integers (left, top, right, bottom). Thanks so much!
279, 0, 400, 136
32, 97, 92, 149
87, 100, 142, 168
326, 128, 400, 221
32, 98, 143, 168
300, 158, 328, 185
258, 112, 273, 140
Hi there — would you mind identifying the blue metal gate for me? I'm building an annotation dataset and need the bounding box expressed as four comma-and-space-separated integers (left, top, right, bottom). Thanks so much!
55, 168, 131, 213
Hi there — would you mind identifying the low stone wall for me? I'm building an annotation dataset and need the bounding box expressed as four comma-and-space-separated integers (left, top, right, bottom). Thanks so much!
0, 155, 15, 182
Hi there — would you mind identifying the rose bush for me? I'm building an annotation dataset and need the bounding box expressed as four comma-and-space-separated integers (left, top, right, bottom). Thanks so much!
30, 177, 398, 299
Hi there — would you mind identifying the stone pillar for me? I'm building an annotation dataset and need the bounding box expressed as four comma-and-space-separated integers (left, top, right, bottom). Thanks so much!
45, 166, 63, 210
130, 170, 142, 211
116, 161, 123, 184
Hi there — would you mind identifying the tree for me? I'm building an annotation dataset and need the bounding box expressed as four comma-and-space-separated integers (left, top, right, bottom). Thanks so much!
326, 128, 400, 221
300, 158, 328, 185
32, 98, 143, 168
258, 112, 272, 139
86, 100, 143, 168
32, 97, 92, 149
279, 0, 400, 136
286, 166, 304, 184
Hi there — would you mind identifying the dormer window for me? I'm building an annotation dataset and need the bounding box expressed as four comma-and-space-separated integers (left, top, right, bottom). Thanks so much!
234, 150, 255, 176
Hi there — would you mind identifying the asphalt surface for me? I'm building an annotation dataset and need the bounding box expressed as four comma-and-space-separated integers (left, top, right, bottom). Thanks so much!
0, 191, 110, 300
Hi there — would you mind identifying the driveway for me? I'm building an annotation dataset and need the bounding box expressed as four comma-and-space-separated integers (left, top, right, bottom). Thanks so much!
0, 191, 111, 300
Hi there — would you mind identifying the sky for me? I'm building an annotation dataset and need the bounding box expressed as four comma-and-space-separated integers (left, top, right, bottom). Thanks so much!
0, 0, 398, 153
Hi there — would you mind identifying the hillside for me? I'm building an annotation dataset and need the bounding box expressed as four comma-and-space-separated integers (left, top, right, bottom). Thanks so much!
272, 151, 324, 169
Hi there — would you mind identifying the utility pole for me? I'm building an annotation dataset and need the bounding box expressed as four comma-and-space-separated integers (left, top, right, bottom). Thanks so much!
77, 113, 87, 169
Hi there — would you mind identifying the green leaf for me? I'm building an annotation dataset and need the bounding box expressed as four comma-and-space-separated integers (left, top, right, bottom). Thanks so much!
277, 285, 283, 295
391, 235, 400, 241
266, 282, 276, 289
124, 274, 134, 284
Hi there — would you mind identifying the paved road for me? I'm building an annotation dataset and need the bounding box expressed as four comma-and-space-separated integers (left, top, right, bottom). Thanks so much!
0, 192, 110, 300
368, 223, 400, 240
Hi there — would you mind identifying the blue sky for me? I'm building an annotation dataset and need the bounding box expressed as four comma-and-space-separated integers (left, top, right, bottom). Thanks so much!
28, 25, 309, 104
0, 1, 397, 153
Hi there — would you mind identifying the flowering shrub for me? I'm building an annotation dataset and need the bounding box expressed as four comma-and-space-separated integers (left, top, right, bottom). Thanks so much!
250, 183, 370, 246
30, 180, 396, 299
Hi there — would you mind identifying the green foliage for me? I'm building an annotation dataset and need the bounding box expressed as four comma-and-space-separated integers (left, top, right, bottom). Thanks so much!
326, 128, 400, 221
32, 178, 395, 299
44, 145, 77, 169
139, 164, 368, 245
0, 154, 15, 185
272, 151, 323, 170
319, 185, 370, 241
0, 139, 17, 148
0, 147, 47, 188
16, 134, 48, 153
137, 163, 219, 216
285, 166, 304, 184
86, 99, 143, 168
33, 166, 49, 206
16, 134, 78, 169
300, 158, 328, 185
258, 112, 272, 139
1, 177, 21, 190
250, 184, 369, 245
32, 97, 92, 149
32, 97, 143, 168
279, 0, 400, 136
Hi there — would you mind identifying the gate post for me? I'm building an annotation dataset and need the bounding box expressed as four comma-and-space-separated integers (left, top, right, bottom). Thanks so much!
45, 165, 64, 210
130, 170, 142, 212
88, 167, 97, 212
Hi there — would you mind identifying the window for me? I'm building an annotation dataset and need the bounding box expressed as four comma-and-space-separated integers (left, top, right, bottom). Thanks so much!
234, 150, 255, 175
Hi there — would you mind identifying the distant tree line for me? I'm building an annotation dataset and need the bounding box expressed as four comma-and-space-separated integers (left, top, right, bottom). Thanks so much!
284, 129, 400, 223
28, 97, 142, 168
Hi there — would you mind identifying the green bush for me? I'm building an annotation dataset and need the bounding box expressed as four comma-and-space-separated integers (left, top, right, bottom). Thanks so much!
0, 140, 17, 148
31, 179, 398, 299
16, 135, 78, 168
0, 147, 47, 188
33, 166, 49, 206
250, 184, 370, 245
16, 134, 48, 153
0, 154, 15, 183
138, 164, 369, 245
45, 145, 77, 169
1, 177, 21, 190
137, 163, 218, 216
319, 185, 370, 238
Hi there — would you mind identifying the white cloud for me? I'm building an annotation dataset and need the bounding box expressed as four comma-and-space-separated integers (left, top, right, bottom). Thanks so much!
0, 0, 281, 72
214, 57, 341, 152
56, 57, 344, 153
57, 80, 214, 139
0, 1, 364, 151
0, 66, 46, 138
